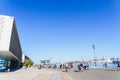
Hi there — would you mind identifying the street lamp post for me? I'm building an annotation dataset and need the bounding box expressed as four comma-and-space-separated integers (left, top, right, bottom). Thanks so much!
92, 44, 97, 66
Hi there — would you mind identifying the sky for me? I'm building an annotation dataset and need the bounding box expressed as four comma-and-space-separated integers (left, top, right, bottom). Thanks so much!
0, 0, 120, 63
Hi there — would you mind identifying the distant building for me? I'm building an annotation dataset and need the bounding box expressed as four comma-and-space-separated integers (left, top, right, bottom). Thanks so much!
40, 60, 51, 64
0, 15, 22, 70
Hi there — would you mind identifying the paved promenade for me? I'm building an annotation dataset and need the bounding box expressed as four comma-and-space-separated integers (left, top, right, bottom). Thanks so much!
50, 74, 63, 80
0, 68, 73, 80
0, 68, 64, 80
1, 67, 119, 80
58, 68, 120, 80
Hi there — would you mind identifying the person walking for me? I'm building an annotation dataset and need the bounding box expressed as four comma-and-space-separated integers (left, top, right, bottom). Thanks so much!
65, 63, 68, 72
60, 64, 62, 69
116, 58, 120, 71
38, 64, 42, 69
104, 62, 107, 68
86, 63, 89, 70
78, 64, 81, 71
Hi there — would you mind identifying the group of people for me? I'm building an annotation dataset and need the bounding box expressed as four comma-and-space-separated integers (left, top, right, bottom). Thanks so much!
78, 63, 89, 71
102, 58, 120, 71
37, 59, 120, 73
38, 63, 89, 72
62, 63, 89, 72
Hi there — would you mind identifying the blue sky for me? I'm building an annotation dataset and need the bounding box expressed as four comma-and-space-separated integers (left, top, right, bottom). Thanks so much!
0, 0, 120, 63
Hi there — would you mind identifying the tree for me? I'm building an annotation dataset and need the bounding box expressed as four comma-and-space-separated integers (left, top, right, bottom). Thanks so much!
23, 59, 34, 67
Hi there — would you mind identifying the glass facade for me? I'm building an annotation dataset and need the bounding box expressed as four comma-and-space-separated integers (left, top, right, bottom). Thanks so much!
0, 55, 10, 71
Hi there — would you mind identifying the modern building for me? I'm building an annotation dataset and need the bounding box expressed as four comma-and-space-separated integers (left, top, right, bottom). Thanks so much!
22, 54, 31, 63
0, 15, 22, 70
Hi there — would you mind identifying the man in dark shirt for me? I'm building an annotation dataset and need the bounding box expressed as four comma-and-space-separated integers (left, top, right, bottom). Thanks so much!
116, 58, 120, 71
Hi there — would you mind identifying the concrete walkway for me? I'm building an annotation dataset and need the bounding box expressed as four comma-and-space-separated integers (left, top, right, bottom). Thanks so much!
58, 68, 120, 80
0, 68, 58, 80
50, 74, 63, 80
0, 68, 74, 80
